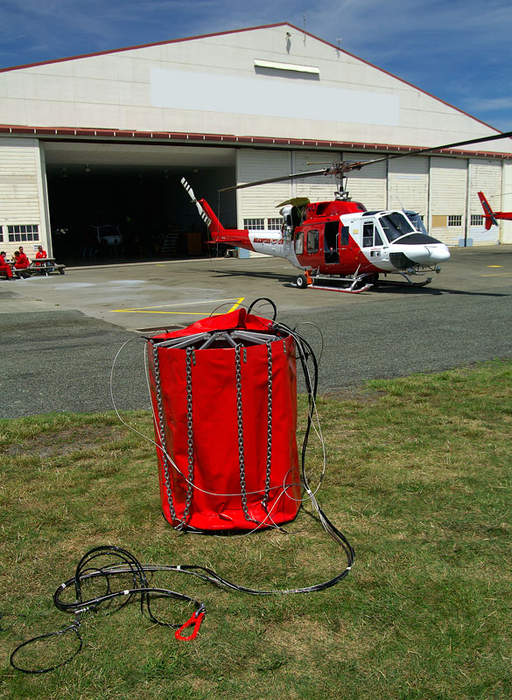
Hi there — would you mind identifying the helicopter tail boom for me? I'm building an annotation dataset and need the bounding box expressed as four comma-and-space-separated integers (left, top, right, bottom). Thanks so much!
199, 198, 253, 247
181, 177, 252, 248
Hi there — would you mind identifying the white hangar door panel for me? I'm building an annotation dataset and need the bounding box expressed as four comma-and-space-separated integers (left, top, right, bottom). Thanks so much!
429, 157, 467, 246
342, 153, 386, 210
0, 138, 49, 256
388, 156, 429, 221
236, 149, 292, 230
293, 151, 342, 203
469, 159, 501, 245
502, 161, 512, 243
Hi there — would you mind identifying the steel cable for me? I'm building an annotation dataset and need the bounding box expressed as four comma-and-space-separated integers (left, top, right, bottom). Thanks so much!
11, 299, 354, 674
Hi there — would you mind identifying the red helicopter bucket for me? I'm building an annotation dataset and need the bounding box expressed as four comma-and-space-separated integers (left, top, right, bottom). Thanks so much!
146, 306, 301, 532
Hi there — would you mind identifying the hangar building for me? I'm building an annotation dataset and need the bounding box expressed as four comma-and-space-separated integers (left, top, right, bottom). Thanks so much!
1, 22, 511, 262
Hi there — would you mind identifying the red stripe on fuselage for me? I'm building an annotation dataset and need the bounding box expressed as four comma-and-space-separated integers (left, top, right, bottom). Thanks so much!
294, 225, 380, 276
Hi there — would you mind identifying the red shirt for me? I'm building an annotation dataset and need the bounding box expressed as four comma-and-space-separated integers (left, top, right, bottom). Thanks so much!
14, 253, 30, 269
35, 249, 47, 259
0, 254, 13, 278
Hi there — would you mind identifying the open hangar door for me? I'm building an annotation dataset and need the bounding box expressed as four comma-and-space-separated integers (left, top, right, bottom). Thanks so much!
43, 141, 236, 264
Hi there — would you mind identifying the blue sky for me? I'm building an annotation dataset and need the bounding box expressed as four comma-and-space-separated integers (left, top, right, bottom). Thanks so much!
1, 0, 511, 133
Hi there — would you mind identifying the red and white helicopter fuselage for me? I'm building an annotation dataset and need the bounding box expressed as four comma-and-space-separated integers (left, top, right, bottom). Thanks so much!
182, 178, 450, 291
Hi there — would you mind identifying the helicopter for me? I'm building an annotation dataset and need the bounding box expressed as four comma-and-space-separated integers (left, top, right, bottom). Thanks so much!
182, 129, 512, 293
478, 191, 512, 229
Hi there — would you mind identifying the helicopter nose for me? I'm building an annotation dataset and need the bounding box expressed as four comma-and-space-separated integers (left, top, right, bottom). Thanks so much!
425, 245, 450, 263
404, 244, 450, 265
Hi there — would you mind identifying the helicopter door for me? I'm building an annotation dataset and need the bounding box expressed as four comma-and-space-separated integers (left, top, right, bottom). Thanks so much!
295, 227, 322, 266
305, 228, 321, 265
362, 220, 383, 260
324, 221, 339, 263
295, 231, 304, 255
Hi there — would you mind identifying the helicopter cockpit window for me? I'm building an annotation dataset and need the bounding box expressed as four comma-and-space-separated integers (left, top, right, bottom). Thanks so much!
379, 213, 414, 242
404, 211, 428, 235
307, 229, 319, 254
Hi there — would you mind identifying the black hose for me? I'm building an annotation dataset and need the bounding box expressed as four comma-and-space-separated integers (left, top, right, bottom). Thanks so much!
11, 301, 354, 674
10, 545, 205, 674
247, 297, 278, 321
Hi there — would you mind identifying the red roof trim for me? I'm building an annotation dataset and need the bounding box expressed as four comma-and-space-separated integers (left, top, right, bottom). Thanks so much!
0, 23, 289, 74
284, 23, 503, 136
1, 123, 511, 159
0, 21, 503, 136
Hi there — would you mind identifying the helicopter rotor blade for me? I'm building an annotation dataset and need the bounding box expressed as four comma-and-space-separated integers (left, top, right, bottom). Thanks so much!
218, 129, 512, 193
218, 168, 330, 192
341, 129, 512, 173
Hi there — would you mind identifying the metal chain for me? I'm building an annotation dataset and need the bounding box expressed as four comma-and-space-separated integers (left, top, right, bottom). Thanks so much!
181, 347, 196, 528
235, 344, 254, 523
150, 340, 177, 522
261, 341, 273, 510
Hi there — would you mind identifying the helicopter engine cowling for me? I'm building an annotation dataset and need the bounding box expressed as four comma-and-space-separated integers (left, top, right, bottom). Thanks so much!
389, 252, 416, 270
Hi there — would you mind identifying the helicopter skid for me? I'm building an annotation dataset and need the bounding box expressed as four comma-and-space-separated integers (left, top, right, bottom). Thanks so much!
308, 273, 374, 293
380, 276, 433, 288
407, 277, 432, 287
308, 283, 373, 294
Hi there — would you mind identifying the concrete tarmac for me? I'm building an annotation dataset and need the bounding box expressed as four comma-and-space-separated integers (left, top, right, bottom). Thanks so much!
1, 246, 511, 418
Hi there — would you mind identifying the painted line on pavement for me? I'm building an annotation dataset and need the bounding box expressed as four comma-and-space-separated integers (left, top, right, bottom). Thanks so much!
111, 297, 245, 315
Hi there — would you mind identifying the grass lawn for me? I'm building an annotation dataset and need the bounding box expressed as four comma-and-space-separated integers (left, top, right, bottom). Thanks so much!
0, 359, 511, 699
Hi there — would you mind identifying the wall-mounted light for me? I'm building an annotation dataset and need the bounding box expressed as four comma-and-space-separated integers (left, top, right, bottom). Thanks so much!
84, 164, 91, 173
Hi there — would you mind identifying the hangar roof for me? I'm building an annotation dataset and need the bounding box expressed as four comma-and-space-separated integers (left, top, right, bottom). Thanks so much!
1, 23, 511, 157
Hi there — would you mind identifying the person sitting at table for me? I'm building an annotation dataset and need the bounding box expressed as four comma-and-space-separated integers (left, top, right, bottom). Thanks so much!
35, 245, 48, 266
13, 250, 31, 277
0, 251, 14, 279
14, 250, 30, 269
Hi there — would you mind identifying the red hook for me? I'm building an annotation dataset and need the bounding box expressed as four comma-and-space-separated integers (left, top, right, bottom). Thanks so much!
175, 610, 205, 641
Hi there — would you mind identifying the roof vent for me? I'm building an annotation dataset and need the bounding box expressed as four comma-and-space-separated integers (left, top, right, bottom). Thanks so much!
254, 59, 319, 76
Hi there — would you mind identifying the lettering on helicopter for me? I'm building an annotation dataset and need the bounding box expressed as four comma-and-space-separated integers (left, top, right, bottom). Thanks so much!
253, 237, 283, 245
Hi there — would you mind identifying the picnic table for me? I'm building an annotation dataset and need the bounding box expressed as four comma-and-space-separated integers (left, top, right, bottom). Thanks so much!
14, 257, 66, 277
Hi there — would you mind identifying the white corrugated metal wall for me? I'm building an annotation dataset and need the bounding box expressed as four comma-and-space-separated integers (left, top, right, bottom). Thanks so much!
342, 154, 387, 210
427, 157, 467, 246
236, 149, 291, 229
236, 147, 506, 246
293, 151, 342, 203
0, 136, 507, 259
468, 159, 501, 244
0, 138, 50, 257
388, 156, 429, 217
